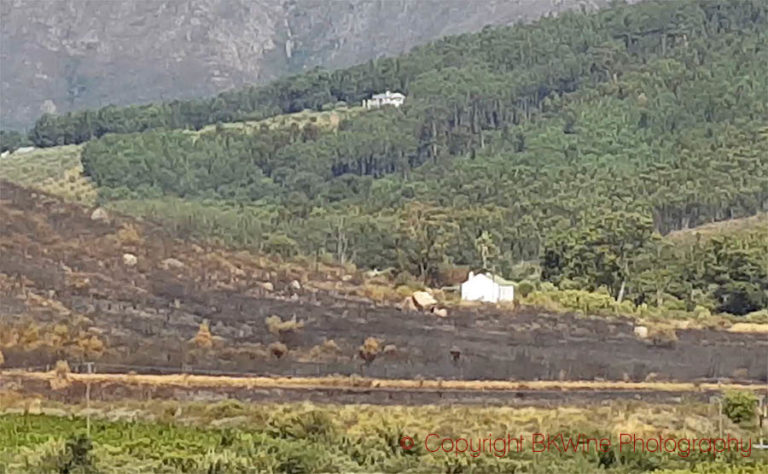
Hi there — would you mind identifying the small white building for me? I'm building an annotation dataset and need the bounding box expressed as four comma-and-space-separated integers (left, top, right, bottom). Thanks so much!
363, 90, 405, 109
460, 271, 515, 304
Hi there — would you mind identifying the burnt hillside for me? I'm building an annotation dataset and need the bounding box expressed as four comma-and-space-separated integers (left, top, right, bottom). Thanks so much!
0, 181, 764, 383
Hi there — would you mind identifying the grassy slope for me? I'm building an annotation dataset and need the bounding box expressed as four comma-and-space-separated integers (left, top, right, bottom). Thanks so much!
0, 107, 358, 206
666, 213, 768, 243
195, 106, 361, 135
0, 145, 95, 205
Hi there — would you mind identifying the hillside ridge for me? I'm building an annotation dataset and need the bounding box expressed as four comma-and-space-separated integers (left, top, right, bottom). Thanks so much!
0, 0, 620, 130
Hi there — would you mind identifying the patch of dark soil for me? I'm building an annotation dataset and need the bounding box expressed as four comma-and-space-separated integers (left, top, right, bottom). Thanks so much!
0, 181, 766, 384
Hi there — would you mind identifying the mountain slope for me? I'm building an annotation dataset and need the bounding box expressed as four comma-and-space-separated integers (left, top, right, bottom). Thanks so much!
5, 0, 767, 318
0, 180, 764, 383
0, 0, 619, 130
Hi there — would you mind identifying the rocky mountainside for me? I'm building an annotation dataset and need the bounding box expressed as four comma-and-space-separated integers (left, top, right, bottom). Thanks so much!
0, 0, 619, 130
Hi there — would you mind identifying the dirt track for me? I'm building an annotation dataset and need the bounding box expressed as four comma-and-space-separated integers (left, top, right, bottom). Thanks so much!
1, 180, 767, 385
2, 371, 763, 406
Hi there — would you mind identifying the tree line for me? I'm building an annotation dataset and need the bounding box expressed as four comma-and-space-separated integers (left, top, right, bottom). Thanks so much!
13, 0, 768, 315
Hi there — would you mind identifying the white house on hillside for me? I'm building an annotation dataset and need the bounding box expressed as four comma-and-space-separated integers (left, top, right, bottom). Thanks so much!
460, 272, 515, 304
363, 90, 405, 109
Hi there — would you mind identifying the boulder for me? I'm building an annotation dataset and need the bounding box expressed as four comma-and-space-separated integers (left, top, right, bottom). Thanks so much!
260, 281, 274, 292
400, 297, 418, 311
432, 308, 448, 318
633, 326, 648, 339
160, 257, 185, 270
122, 253, 138, 267
382, 344, 398, 356
26, 399, 42, 415
90, 207, 109, 222
289, 280, 302, 290
412, 291, 437, 310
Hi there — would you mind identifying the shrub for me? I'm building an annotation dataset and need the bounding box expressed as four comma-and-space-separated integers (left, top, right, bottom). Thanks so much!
263, 233, 299, 258
660, 294, 687, 311
507, 261, 541, 281
205, 399, 246, 419
745, 309, 768, 324
393, 271, 422, 289
722, 390, 758, 425
361, 284, 395, 302
54, 360, 71, 378
517, 280, 535, 298
269, 342, 288, 359
115, 223, 143, 246
539, 282, 557, 292
435, 264, 469, 286
192, 322, 213, 349
78, 335, 105, 357
693, 305, 712, 319
395, 285, 414, 299
265, 315, 304, 341
647, 326, 678, 347
57, 434, 95, 473
358, 337, 381, 364
20, 323, 40, 349
308, 339, 342, 360
50, 360, 72, 389
615, 299, 636, 314
558, 278, 583, 290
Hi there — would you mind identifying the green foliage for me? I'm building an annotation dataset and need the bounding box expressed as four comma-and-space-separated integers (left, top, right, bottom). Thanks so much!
16, 0, 768, 315
0, 130, 32, 152
722, 390, 758, 426
516, 280, 535, 298
263, 233, 300, 259
0, 145, 96, 205
1, 411, 765, 473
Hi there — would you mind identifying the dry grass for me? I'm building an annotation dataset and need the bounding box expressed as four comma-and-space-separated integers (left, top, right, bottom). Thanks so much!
48, 360, 72, 390
0, 321, 106, 359
268, 342, 288, 359
192, 322, 213, 349
3, 370, 762, 394
727, 322, 768, 333
196, 107, 362, 135
0, 145, 97, 205
666, 213, 768, 243
265, 315, 304, 342
358, 337, 381, 363
646, 325, 678, 347
307, 339, 342, 361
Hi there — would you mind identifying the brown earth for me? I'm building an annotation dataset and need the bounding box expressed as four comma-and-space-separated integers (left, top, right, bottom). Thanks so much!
1, 371, 759, 407
0, 180, 766, 384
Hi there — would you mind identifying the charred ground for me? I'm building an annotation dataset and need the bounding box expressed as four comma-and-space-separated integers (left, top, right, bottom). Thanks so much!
0, 181, 765, 383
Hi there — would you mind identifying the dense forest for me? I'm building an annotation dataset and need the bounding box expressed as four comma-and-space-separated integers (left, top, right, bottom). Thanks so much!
6, 0, 768, 316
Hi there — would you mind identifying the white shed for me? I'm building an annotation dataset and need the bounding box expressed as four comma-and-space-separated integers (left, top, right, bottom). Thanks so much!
363, 90, 406, 109
460, 272, 515, 303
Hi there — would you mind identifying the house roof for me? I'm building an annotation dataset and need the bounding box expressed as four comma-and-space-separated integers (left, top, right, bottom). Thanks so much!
489, 274, 516, 286
372, 91, 405, 99
468, 272, 515, 286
